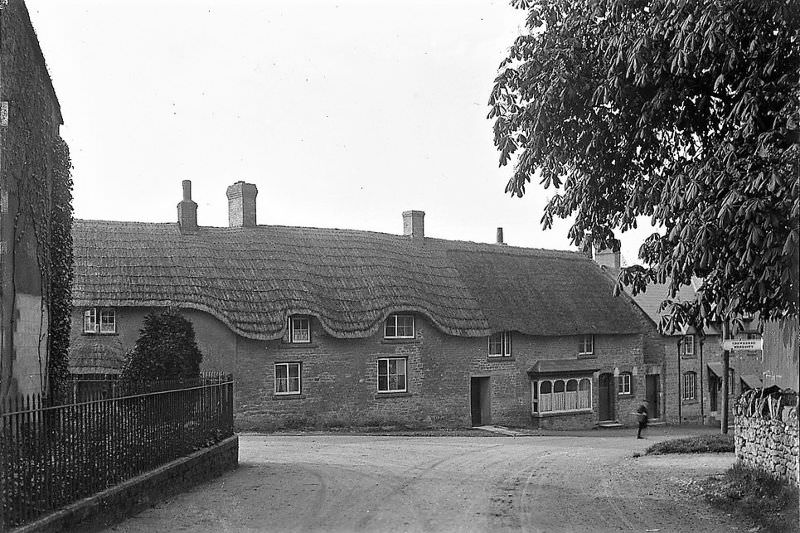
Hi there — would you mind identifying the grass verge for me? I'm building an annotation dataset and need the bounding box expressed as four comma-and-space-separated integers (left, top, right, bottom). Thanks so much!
645, 434, 734, 455
702, 462, 798, 533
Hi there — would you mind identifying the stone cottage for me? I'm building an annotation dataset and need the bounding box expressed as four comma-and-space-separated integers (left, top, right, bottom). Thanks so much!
632, 281, 764, 426
69, 180, 665, 430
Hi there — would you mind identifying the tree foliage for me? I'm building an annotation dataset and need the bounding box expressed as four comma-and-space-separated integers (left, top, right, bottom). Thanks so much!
122, 310, 202, 382
490, 0, 799, 332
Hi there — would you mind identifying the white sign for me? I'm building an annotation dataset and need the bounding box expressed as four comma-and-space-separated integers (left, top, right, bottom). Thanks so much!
722, 338, 762, 351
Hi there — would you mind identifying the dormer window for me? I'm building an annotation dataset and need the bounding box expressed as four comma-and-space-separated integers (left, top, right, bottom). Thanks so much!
84, 308, 116, 334
289, 316, 311, 343
384, 313, 415, 339
488, 331, 512, 357
578, 334, 594, 356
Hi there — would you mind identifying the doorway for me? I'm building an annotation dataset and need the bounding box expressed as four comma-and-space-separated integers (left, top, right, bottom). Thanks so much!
646, 375, 660, 420
598, 373, 615, 421
470, 377, 491, 426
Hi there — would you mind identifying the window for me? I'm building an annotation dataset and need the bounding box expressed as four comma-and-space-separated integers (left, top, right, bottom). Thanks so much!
83, 308, 97, 334
289, 316, 310, 343
532, 377, 592, 414
84, 308, 115, 334
682, 371, 697, 401
275, 363, 301, 395
377, 357, 407, 392
488, 331, 512, 357
578, 335, 594, 355
682, 335, 695, 356
618, 373, 632, 395
384, 314, 414, 339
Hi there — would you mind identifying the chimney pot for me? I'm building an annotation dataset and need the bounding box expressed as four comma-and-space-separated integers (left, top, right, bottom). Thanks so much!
496, 227, 505, 245
402, 210, 425, 241
177, 180, 198, 233
182, 179, 192, 201
226, 181, 258, 227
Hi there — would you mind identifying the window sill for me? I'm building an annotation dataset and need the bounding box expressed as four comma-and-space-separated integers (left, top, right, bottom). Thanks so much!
374, 391, 412, 399
577, 353, 596, 358
278, 342, 318, 349
272, 394, 306, 400
380, 338, 417, 345
81, 332, 119, 337
531, 409, 593, 418
487, 355, 514, 361
681, 355, 696, 359
681, 399, 698, 405
618, 392, 633, 397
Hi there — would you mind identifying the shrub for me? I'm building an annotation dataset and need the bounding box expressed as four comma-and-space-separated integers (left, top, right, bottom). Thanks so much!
645, 434, 734, 455
121, 310, 202, 382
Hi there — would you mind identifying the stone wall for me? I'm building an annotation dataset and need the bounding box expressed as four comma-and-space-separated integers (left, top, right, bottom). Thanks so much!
734, 390, 799, 485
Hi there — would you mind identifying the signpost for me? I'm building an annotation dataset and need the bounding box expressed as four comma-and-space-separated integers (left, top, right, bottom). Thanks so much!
721, 338, 763, 351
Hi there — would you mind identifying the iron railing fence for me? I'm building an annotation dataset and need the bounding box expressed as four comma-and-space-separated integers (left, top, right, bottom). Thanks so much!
65, 371, 229, 404
0, 375, 234, 530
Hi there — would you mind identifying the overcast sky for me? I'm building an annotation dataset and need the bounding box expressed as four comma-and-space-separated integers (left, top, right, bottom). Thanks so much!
27, 0, 654, 262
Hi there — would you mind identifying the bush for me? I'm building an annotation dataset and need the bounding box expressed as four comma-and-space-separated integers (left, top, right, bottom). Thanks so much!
645, 434, 734, 455
121, 310, 203, 382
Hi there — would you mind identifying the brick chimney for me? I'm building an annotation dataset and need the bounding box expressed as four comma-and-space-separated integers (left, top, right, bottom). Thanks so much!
496, 227, 506, 245
593, 239, 621, 270
403, 210, 425, 241
226, 181, 258, 227
177, 180, 198, 233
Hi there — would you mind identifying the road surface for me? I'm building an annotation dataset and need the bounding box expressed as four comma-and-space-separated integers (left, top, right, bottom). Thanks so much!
107, 429, 747, 532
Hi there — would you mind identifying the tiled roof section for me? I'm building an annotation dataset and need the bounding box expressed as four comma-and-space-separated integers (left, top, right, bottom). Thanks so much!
632, 281, 699, 326
72, 220, 645, 340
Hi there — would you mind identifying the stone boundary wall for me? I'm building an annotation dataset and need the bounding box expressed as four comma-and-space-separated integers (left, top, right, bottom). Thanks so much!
734, 391, 798, 486
14, 435, 239, 533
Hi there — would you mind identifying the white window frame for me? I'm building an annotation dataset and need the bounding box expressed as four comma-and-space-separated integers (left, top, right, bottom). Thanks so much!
618, 373, 632, 395
289, 316, 311, 344
578, 334, 594, 355
384, 314, 415, 339
84, 307, 115, 334
682, 371, 697, 401
83, 308, 98, 334
99, 309, 116, 334
488, 331, 512, 357
531, 377, 593, 414
274, 362, 301, 395
682, 335, 695, 356
377, 357, 407, 393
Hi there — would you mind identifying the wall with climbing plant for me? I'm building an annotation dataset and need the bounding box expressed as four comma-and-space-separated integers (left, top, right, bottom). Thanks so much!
0, 0, 72, 401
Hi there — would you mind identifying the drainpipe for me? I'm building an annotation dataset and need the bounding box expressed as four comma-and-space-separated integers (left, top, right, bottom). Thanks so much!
676, 338, 682, 424
699, 336, 705, 425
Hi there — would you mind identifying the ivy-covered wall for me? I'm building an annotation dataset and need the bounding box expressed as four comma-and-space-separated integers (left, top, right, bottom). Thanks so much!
1, 0, 72, 400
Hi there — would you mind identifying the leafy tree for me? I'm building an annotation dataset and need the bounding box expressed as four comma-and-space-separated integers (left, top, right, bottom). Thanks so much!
489, 0, 799, 331
122, 310, 202, 382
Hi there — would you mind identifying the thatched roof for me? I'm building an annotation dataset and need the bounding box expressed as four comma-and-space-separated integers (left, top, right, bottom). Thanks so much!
68, 335, 126, 375
72, 220, 644, 340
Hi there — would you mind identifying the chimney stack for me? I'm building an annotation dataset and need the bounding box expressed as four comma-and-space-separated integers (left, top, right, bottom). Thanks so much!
402, 210, 425, 241
496, 227, 506, 245
177, 180, 198, 233
593, 239, 621, 270
226, 181, 258, 227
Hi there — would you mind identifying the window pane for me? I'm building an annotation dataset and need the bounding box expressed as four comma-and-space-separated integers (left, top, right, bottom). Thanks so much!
291, 317, 310, 342
554, 380, 565, 393
504, 332, 512, 356
384, 316, 396, 337
289, 364, 300, 379
566, 379, 578, 392
488, 333, 502, 355
84, 309, 97, 333
378, 359, 388, 377
541, 381, 552, 394
100, 310, 115, 333
397, 315, 413, 337
378, 375, 389, 391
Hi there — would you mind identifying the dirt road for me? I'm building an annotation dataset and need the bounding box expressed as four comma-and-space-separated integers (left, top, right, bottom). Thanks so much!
107, 430, 748, 532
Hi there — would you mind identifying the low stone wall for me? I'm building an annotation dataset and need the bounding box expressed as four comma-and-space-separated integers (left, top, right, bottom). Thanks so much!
16, 435, 239, 533
734, 389, 798, 486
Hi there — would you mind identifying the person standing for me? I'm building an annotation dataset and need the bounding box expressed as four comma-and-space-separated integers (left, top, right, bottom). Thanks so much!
636, 401, 648, 439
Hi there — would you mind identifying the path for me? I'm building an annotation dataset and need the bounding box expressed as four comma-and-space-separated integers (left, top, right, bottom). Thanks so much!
106, 429, 747, 532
